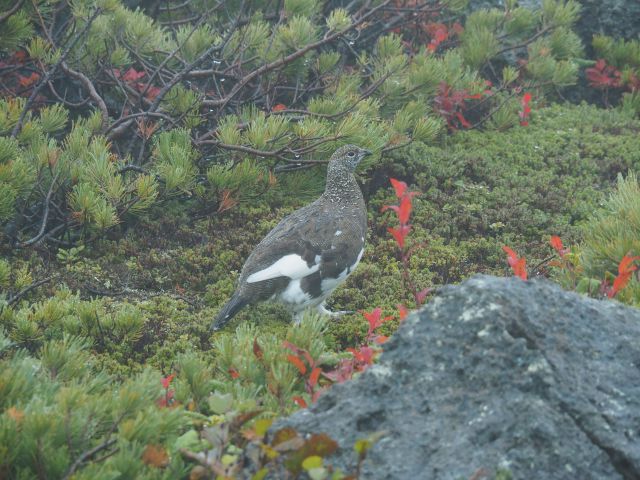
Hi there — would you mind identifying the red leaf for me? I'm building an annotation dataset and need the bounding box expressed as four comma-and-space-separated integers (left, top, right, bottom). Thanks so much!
18, 72, 40, 88
455, 111, 472, 129
347, 346, 375, 366
374, 335, 389, 344
618, 255, 640, 275
502, 245, 518, 264
513, 257, 528, 280
549, 235, 568, 257
292, 396, 307, 408
397, 304, 408, 321
519, 92, 532, 126
309, 367, 321, 388
272, 103, 287, 112
390, 178, 407, 198
585, 59, 622, 89
610, 273, 632, 297
228, 368, 240, 379
362, 307, 382, 330
144, 85, 161, 100
122, 67, 146, 82
502, 245, 527, 280
160, 373, 175, 389
398, 195, 412, 224
287, 354, 307, 375
415, 287, 432, 304
387, 226, 410, 249
381, 204, 400, 215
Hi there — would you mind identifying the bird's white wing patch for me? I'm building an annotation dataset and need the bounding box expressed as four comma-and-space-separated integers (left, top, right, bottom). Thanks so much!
247, 254, 319, 283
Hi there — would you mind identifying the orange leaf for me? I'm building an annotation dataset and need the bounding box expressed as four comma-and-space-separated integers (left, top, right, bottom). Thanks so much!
6, 407, 24, 424
611, 272, 632, 297
292, 396, 307, 408
309, 367, 321, 388
397, 304, 408, 321
502, 246, 527, 280
618, 255, 640, 275
549, 235, 563, 252
18, 72, 40, 88
142, 444, 169, 467
287, 354, 307, 375
513, 257, 528, 280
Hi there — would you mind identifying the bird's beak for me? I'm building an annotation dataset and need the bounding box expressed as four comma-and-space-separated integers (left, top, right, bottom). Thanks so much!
362, 149, 372, 157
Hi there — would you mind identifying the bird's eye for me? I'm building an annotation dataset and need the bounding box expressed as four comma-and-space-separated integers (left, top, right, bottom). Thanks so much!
347, 151, 356, 157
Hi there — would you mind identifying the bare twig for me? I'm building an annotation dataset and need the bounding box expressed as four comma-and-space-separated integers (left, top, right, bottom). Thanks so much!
6, 275, 58, 307
60, 62, 109, 130
62, 439, 117, 480
17, 171, 60, 247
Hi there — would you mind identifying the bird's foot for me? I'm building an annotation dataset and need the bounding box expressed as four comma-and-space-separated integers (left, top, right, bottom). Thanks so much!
316, 303, 354, 318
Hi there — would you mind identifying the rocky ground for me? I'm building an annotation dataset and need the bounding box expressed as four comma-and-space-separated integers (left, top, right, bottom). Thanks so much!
275, 275, 640, 480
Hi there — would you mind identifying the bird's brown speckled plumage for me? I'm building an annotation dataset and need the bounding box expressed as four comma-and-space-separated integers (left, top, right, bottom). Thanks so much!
212, 145, 371, 330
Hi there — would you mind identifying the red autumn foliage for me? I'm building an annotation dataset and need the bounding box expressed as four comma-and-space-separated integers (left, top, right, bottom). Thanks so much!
287, 354, 307, 375
272, 103, 287, 112
362, 307, 394, 343
160, 373, 175, 389
585, 59, 622, 90
397, 304, 409, 321
434, 82, 484, 130
607, 255, 640, 298
519, 92, 532, 126
112, 67, 161, 101
549, 235, 569, 257
383, 178, 429, 305
157, 373, 176, 408
502, 245, 527, 280
292, 396, 307, 408
18, 72, 40, 88
425, 23, 448, 52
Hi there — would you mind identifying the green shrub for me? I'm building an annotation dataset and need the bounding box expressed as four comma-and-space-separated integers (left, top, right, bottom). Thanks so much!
0, 0, 584, 248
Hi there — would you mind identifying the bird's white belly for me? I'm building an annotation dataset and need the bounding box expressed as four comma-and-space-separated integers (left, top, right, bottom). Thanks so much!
278, 279, 311, 305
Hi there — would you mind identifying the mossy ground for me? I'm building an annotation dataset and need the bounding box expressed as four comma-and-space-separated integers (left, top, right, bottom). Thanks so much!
2, 103, 639, 478
3, 103, 640, 366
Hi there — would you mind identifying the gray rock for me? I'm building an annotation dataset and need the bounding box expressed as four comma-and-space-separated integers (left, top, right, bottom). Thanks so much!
276, 275, 640, 480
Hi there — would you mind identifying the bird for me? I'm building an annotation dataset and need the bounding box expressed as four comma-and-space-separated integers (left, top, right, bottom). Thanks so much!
211, 144, 371, 331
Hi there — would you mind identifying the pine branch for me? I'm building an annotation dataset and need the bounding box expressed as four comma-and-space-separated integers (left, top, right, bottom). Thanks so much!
0, 0, 25, 24
10, 7, 102, 138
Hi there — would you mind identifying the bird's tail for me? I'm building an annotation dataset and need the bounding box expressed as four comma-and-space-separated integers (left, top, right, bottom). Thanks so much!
211, 293, 247, 331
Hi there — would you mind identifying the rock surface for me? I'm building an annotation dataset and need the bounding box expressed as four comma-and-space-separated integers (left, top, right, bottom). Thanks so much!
277, 275, 640, 480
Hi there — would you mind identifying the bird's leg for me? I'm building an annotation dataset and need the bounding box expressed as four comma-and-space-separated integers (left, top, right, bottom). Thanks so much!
293, 310, 305, 325
317, 301, 354, 318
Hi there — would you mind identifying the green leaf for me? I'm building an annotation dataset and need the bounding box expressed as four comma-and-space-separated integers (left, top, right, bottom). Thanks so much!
208, 392, 234, 414
302, 455, 323, 470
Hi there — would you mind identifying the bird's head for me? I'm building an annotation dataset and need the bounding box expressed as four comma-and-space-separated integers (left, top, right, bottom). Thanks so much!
328, 145, 372, 172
